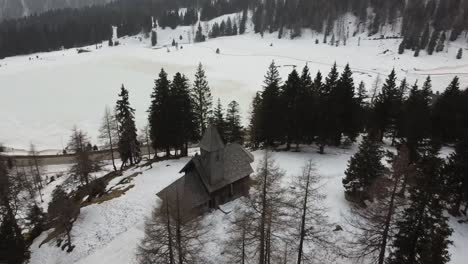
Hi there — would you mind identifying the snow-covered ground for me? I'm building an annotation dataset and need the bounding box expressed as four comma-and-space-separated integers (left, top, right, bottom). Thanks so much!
1, 13, 467, 150
28, 145, 468, 264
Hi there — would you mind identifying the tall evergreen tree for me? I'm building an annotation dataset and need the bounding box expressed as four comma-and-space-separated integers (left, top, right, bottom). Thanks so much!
342, 135, 386, 203
192, 63, 213, 139
249, 92, 263, 149
281, 68, 302, 150
260, 61, 283, 146
444, 140, 468, 216
432, 76, 463, 143
226, 100, 244, 144
427, 30, 439, 55
372, 69, 401, 143
169, 72, 196, 156
116, 85, 141, 167
149, 69, 172, 157
388, 147, 452, 264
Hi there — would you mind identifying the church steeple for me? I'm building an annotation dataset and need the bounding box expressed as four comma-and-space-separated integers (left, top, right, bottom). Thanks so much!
199, 125, 224, 152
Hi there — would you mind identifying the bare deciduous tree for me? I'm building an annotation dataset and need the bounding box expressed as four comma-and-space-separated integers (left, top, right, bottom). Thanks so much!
288, 160, 334, 264
28, 143, 44, 202
99, 106, 118, 171
346, 145, 414, 264
137, 192, 208, 264
68, 127, 100, 186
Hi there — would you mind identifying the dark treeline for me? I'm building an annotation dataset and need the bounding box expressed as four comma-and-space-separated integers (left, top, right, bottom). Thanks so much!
250, 61, 468, 157
2, 0, 467, 58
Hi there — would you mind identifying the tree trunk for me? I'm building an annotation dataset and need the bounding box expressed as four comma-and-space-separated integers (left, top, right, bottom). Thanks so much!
297, 165, 311, 264
259, 159, 268, 264
165, 198, 175, 264
377, 171, 400, 264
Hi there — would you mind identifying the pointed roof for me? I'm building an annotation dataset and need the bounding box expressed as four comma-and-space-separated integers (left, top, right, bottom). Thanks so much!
199, 125, 224, 152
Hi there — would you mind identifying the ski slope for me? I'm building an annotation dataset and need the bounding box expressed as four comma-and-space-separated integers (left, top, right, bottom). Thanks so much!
1, 13, 467, 150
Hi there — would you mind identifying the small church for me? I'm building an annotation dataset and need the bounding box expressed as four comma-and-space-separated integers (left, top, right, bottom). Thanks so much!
157, 125, 254, 216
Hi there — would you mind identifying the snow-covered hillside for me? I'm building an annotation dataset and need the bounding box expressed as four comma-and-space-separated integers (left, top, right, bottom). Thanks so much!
1, 13, 467, 149
27, 145, 468, 264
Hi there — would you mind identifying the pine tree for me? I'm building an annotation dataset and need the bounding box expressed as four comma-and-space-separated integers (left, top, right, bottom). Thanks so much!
48, 186, 80, 252
456, 48, 463, 59
213, 98, 227, 141
318, 63, 340, 147
233, 22, 238, 35
226, 100, 243, 144
444, 140, 468, 216
192, 63, 213, 139
170, 72, 196, 156
419, 24, 430, 50
239, 9, 247, 34
398, 40, 405, 54
226, 17, 233, 36
149, 69, 172, 157
26, 204, 46, 242
194, 23, 205, 42
260, 61, 283, 146
436, 31, 446, 52
427, 30, 439, 55
388, 148, 452, 264
414, 45, 420, 57
400, 78, 432, 161
336, 64, 358, 143
281, 68, 302, 150
372, 69, 401, 143
432, 77, 462, 143
151, 30, 157, 46
300, 65, 317, 144
116, 85, 141, 167
249, 92, 263, 149
342, 135, 385, 203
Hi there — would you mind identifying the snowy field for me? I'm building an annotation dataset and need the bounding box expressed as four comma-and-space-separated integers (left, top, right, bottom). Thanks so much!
1, 13, 468, 150
27, 146, 468, 264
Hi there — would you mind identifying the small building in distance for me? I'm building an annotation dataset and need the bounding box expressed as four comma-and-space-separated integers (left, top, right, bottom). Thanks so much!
157, 125, 254, 217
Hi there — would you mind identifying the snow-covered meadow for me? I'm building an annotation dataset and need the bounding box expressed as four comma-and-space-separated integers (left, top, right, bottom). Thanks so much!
27, 145, 468, 264
1, 13, 467, 150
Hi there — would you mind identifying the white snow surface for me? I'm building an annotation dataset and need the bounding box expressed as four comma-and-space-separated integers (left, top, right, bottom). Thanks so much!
1, 13, 467, 149
28, 146, 468, 264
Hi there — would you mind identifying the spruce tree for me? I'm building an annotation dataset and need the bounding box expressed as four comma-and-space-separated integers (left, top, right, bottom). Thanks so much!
372, 69, 401, 143
151, 30, 157, 46
249, 92, 263, 149
116, 85, 141, 167
149, 69, 172, 156
239, 9, 247, 34
300, 65, 317, 144
281, 68, 302, 150
398, 40, 405, 54
388, 148, 452, 264
444, 140, 468, 216
226, 100, 244, 144
436, 31, 446, 52
400, 78, 432, 161
419, 24, 430, 50
456, 48, 463, 59
427, 30, 439, 55
260, 61, 283, 146
169, 72, 196, 156
195, 23, 205, 42
432, 77, 462, 143
322, 63, 341, 146
336, 64, 358, 143
226, 17, 233, 36
192, 63, 213, 139
342, 135, 385, 203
